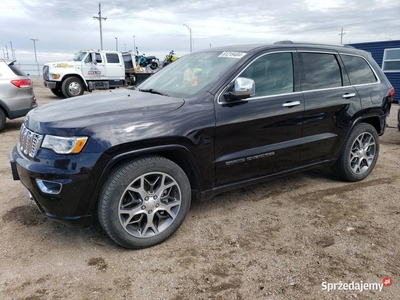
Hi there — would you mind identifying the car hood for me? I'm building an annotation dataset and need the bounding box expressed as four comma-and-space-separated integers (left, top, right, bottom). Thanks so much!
25, 88, 185, 135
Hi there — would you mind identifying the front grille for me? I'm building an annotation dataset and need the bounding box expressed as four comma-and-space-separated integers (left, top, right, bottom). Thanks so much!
19, 124, 43, 158
43, 65, 49, 81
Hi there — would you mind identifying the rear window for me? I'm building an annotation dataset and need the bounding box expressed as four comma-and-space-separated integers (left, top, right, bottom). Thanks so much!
106, 53, 120, 64
301, 53, 342, 91
341, 55, 377, 85
8, 63, 27, 76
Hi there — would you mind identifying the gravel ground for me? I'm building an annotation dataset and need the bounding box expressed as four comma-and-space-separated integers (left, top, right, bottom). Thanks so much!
0, 78, 399, 300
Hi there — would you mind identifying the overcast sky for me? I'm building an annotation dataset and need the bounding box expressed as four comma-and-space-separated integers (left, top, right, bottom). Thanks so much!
1, 0, 399, 63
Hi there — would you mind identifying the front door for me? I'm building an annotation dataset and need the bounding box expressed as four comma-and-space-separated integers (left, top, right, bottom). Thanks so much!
82, 52, 106, 80
214, 52, 304, 186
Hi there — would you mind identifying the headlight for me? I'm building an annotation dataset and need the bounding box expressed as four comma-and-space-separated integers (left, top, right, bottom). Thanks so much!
42, 135, 88, 154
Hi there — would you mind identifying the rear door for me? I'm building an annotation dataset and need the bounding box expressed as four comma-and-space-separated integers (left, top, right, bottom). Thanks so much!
214, 51, 304, 186
298, 50, 361, 165
104, 53, 125, 79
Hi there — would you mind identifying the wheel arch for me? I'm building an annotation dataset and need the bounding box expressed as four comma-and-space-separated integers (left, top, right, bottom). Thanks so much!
332, 113, 383, 164
86, 144, 205, 215
61, 74, 88, 90
357, 115, 383, 135
0, 100, 10, 118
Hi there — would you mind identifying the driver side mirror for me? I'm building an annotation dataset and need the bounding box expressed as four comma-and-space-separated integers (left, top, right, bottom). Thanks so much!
91, 53, 97, 65
224, 77, 255, 102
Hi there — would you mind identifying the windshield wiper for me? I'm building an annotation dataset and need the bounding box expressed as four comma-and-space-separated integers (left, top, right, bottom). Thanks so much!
139, 88, 169, 97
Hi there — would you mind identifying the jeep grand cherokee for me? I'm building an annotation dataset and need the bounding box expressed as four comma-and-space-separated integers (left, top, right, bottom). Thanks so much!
10, 42, 394, 249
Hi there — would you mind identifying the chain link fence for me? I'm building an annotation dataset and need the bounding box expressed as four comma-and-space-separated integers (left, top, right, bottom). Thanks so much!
16, 62, 43, 78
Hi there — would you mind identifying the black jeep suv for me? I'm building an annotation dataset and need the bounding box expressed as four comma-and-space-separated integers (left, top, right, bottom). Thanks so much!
10, 42, 394, 249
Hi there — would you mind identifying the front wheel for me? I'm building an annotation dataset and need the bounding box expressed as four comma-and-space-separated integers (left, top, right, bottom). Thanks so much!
97, 155, 191, 249
50, 88, 64, 97
150, 61, 158, 70
331, 123, 379, 182
61, 77, 84, 98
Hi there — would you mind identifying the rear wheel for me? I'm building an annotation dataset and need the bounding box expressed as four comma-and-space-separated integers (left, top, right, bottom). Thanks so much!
61, 77, 84, 98
0, 109, 6, 131
50, 88, 64, 97
331, 123, 379, 182
97, 155, 191, 249
150, 61, 158, 70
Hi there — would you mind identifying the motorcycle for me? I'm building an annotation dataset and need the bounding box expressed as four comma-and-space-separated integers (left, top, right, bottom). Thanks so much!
135, 47, 159, 70
162, 50, 178, 67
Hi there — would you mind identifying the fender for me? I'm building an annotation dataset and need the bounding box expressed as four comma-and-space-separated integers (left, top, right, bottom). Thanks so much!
85, 144, 206, 215
334, 110, 385, 160
0, 99, 11, 118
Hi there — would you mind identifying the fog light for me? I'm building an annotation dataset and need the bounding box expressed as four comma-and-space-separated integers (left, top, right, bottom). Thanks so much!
36, 179, 62, 195
52, 74, 60, 79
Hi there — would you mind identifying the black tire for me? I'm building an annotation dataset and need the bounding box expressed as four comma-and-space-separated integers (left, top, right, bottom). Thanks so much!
50, 88, 64, 97
61, 77, 84, 98
0, 109, 6, 131
331, 123, 379, 182
150, 61, 158, 70
97, 155, 191, 249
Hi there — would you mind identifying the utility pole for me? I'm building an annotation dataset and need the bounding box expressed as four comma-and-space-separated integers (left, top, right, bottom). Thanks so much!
93, 3, 107, 50
30, 38, 38, 62
9, 41, 14, 59
5, 45, 9, 59
115, 37, 118, 51
339, 27, 346, 45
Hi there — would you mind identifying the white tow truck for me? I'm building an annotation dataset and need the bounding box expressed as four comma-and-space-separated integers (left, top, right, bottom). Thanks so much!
42, 50, 155, 98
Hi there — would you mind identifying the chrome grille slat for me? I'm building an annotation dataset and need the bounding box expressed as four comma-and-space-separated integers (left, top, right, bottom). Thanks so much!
19, 124, 43, 158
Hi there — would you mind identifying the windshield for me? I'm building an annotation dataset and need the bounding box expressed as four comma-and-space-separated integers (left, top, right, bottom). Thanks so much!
138, 51, 247, 98
73, 52, 87, 62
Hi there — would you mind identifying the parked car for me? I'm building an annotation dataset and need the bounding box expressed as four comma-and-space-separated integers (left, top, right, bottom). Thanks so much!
10, 41, 394, 249
0, 59, 37, 131
398, 104, 400, 131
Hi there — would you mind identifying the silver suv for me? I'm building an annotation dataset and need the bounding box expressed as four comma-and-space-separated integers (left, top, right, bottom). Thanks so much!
0, 59, 37, 131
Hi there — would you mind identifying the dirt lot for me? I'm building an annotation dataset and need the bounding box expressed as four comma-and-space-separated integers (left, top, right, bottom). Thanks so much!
0, 78, 399, 300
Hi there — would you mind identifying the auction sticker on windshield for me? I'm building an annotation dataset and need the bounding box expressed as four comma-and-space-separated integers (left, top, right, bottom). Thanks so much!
218, 52, 247, 58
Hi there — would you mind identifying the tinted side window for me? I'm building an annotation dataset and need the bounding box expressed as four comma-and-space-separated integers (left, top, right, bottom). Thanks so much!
241, 52, 293, 97
106, 53, 120, 63
341, 55, 377, 85
301, 53, 342, 91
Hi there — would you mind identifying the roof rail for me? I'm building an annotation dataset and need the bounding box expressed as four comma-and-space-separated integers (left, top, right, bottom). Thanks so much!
274, 40, 294, 44
274, 40, 355, 48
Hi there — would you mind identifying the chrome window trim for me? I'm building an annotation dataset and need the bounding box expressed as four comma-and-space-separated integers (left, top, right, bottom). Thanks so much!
217, 50, 383, 105
217, 50, 297, 104
339, 53, 381, 84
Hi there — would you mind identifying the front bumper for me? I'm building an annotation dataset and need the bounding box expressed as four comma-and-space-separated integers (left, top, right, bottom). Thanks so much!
9, 144, 104, 228
43, 80, 57, 89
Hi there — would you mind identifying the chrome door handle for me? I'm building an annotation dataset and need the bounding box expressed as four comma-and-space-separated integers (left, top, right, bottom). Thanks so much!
342, 93, 356, 98
282, 101, 301, 107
